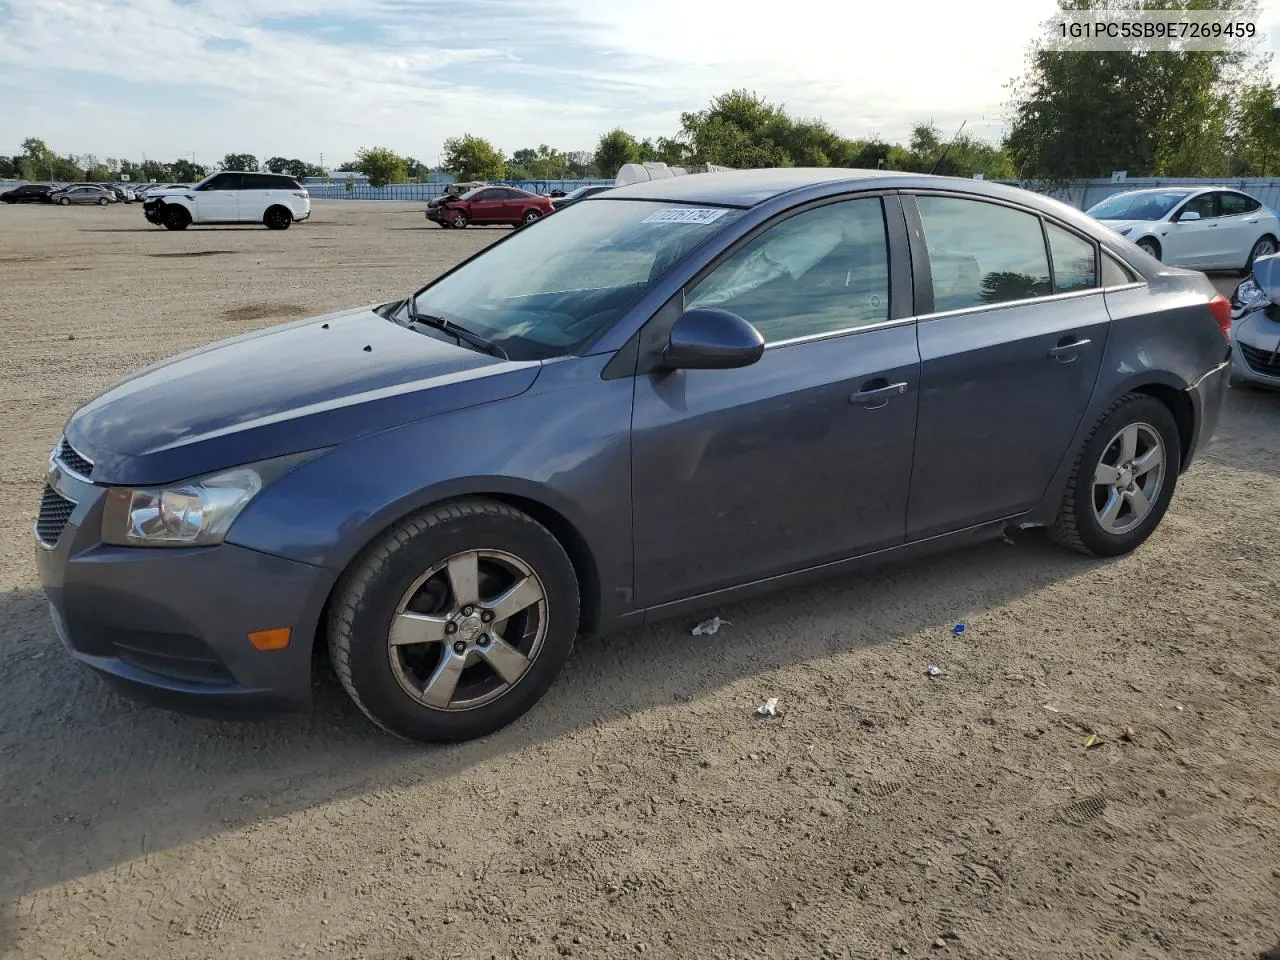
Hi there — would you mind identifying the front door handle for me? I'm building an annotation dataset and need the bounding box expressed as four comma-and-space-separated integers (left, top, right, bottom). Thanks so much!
850, 380, 908, 409
1048, 337, 1092, 361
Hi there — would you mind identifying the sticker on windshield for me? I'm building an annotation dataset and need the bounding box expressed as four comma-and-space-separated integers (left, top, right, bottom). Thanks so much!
641, 207, 729, 225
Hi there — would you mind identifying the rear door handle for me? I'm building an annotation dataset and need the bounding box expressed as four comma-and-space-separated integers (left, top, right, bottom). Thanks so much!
1048, 337, 1092, 360
850, 380, 908, 408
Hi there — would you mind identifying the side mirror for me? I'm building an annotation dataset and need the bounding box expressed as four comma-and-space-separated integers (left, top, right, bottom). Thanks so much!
662, 308, 765, 370
1178, 210, 1201, 222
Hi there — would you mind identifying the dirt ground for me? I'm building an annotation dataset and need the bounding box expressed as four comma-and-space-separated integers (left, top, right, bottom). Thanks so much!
1, 200, 1278, 960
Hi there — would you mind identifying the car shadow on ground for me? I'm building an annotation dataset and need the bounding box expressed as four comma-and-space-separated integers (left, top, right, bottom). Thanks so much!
0, 532, 1106, 913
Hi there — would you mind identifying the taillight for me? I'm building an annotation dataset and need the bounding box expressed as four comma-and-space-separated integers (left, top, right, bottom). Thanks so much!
1208, 293, 1231, 342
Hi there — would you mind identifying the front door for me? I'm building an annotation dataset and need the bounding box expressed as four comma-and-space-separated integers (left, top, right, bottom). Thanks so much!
905, 195, 1110, 539
468, 189, 506, 224
1163, 192, 1222, 268
193, 172, 241, 222
631, 195, 920, 607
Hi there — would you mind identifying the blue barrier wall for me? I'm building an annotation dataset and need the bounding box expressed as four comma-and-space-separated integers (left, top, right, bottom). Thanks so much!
301, 179, 616, 201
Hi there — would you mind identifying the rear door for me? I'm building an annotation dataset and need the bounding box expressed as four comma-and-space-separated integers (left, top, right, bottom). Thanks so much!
239, 173, 275, 222
1217, 191, 1264, 268
193, 173, 241, 222
904, 193, 1110, 539
499, 188, 527, 221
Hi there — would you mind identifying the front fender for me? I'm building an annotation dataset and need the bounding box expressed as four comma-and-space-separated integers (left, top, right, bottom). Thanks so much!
225, 354, 637, 626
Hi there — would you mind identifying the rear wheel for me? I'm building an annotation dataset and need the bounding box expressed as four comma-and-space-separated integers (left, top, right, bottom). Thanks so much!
162, 205, 190, 230
1050, 394, 1180, 557
1245, 235, 1277, 273
1136, 237, 1161, 261
264, 205, 292, 230
328, 498, 579, 743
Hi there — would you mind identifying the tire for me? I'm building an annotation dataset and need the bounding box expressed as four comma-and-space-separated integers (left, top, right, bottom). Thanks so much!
264, 206, 292, 230
97, 197, 108, 206
451, 210, 468, 229
1049, 393, 1181, 557
1135, 237, 1161, 261
1244, 235, 1277, 273
328, 498, 580, 743
521, 209, 541, 226
162, 205, 190, 231
58, 197, 70, 206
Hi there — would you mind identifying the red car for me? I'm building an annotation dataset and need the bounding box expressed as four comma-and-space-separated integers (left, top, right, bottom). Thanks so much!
426, 186, 554, 229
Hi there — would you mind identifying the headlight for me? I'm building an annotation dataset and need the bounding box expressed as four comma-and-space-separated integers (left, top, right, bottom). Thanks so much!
101, 450, 321, 547
1231, 276, 1269, 315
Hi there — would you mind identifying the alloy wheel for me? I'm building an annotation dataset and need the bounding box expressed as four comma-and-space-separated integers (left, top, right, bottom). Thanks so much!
1092, 422, 1166, 535
388, 549, 548, 711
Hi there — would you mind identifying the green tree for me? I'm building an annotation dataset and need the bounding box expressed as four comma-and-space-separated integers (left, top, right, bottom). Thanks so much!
564, 150, 597, 178
441, 135, 506, 181
220, 153, 258, 172
0, 156, 18, 178
169, 158, 207, 181
1233, 84, 1280, 175
594, 128, 642, 177
264, 156, 289, 173
1006, 0, 1263, 180
18, 138, 82, 181
525, 144, 567, 179
354, 146, 408, 186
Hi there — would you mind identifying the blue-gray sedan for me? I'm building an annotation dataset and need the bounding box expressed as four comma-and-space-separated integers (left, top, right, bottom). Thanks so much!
36, 169, 1232, 743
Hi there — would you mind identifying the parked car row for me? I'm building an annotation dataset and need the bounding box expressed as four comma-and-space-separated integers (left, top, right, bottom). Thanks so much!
1, 181, 190, 205
426, 183, 615, 228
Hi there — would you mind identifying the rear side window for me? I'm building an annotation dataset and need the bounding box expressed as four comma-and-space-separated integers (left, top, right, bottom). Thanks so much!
1101, 252, 1137, 286
242, 174, 274, 190
915, 196, 1051, 311
1045, 223, 1098, 292
1220, 192, 1260, 216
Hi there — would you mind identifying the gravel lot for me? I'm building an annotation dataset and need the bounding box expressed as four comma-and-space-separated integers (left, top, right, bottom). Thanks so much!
1, 200, 1278, 960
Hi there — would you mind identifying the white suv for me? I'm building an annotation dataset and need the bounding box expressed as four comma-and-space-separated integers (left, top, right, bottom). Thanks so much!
143, 172, 311, 231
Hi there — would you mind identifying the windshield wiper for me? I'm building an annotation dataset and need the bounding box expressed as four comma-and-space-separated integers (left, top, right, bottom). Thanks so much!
402, 300, 508, 360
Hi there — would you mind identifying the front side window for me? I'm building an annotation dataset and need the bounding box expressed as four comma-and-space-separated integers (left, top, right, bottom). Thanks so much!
199, 173, 239, 191
408, 199, 745, 359
685, 197, 890, 343
916, 196, 1051, 311
1177, 193, 1218, 220
1045, 222, 1098, 293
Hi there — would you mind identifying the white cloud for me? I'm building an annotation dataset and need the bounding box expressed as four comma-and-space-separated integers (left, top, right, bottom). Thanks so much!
0, 0, 1276, 164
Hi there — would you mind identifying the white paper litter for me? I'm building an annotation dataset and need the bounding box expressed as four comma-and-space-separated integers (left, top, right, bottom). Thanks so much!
756, 698, 779, 717
691, 615, 731, 636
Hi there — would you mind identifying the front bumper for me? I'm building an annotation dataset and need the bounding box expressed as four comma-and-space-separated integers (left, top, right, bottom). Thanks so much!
1230, 308, 1280, 389
35, 463, 334, 716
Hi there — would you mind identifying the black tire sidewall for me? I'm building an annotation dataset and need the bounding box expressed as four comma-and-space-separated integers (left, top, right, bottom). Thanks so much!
1068, 396, 1180, 557
163, 206, 189, 230
1137, 239, 1160, 260
340, 507, 578, 742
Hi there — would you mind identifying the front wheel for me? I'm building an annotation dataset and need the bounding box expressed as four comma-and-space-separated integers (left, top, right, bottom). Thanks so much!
1050, 394, 1180, 557
521, 209, 541, 226
97, 197, 109, 206
58, 197, 70, 206
162, 205, 190, 230
451, 210, 468, 229
1135, 237, 1161, 261
328, 498, 580, 743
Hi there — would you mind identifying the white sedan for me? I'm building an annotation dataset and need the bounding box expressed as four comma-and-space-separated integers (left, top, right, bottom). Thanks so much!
1087, 186, 1280, 272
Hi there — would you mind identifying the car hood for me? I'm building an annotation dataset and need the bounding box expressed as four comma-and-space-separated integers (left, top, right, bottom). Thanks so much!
65, 304, 541, 485
1095, 218, 1155, 237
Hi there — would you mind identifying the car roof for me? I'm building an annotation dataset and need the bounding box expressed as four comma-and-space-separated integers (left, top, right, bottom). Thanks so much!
603, 168, 922, 207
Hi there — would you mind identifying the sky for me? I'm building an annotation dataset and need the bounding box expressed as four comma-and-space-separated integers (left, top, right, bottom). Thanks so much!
1, 0, 1279, 168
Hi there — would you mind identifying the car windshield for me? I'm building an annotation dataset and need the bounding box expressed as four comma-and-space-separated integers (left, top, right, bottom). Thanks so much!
1088, 191, 1190, 221
406, 199, 745, 360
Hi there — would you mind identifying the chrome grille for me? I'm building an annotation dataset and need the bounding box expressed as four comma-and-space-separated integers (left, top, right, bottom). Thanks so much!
56, 436, 93, 478
36, 484, 76, 547
1239, 343, 1280, 378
